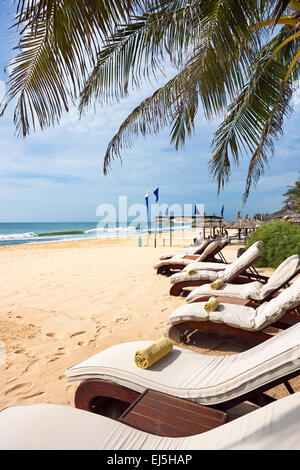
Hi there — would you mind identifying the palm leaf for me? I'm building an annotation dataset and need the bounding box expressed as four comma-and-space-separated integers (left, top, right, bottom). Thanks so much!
1, 0, 148, 136
209, 28, 300, 200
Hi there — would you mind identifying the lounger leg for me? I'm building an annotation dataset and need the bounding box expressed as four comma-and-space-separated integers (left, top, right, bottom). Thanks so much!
250, 392, 276, 407
284, 381, 295, 395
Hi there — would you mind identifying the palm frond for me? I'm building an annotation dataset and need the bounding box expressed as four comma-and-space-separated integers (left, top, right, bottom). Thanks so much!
103, 0, 265, 172
79, 1, 196, 112
1, 0, 152, 136
209, 28, 300, 200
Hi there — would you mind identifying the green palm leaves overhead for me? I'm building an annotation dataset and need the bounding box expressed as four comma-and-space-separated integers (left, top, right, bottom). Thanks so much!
283, 176, 300, 210
1, 1, 300, 200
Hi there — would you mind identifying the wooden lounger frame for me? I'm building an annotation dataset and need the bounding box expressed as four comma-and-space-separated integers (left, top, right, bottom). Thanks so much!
74, 368, 298, 418
188, 268, 300, 305
167, 301, 300, 345
156, 241, 229, 276
169, 255, 266, 296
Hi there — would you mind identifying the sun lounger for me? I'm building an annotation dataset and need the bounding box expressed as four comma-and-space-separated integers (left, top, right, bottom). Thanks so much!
1, 392, 300, 449
66, 322, 300, 414
159, 239, 212, 260
169, 241, 265, 296
186, 254, 300, 304
154, 240, 229, 275
168, 276, 300, 343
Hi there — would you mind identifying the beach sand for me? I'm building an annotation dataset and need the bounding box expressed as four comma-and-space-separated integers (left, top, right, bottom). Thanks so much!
0, 236, 298, 419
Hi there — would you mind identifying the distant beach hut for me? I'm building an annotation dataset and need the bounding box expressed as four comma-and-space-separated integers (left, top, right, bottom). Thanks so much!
191, 213, 222, 238
267, 206, 297, 221
283, 213, 300, 225
267, 206, 300, 225
229, 211, 244, 239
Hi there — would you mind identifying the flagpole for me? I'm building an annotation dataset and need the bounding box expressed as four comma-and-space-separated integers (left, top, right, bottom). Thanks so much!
153, 187, 159, 248
154, 203, 159, 248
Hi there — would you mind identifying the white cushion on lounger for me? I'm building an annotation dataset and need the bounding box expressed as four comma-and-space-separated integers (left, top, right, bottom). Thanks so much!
196, 241, 222, 262
2, 393, 300, 449
172, 277, 300, 332
67, 322, 300, 406
186, 255, 300, 303
170, 269, 220, 284
170, 241, 263, 285
221, 241, 263, 281
169, 302, 258, 330
260, 254, 300, 299
186, 281, 264, 303
159, 240, 210, 260
182, 262, 227, 272
154, 257, 192, 270
255, 276, 300, 327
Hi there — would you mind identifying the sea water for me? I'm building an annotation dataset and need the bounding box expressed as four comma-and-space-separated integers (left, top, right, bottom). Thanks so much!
0, 221, 193, 246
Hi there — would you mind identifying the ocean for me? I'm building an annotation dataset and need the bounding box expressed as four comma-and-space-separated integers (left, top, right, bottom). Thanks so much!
0, 221, 193, 246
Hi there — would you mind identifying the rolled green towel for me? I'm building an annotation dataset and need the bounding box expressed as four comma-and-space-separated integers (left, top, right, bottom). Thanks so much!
204, 297, 220, 312
210, 278, 224, 290
186, 267, 196, 275
134, 338, 173, 369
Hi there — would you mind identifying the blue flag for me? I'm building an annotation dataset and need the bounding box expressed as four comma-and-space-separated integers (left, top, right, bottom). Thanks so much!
194, 204, 200, 215
153, 187, 159, 203
221, 205, 224, 217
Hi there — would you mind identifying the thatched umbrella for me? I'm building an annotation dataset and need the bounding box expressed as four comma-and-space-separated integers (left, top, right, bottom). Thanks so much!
242, 214, 254, 236
230, 211, 244, 239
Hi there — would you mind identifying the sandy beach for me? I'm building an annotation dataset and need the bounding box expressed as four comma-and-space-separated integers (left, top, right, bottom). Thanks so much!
0, 236, 298, 416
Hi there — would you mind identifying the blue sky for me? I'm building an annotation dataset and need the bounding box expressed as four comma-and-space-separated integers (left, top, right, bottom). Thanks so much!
0, 1, 299, 222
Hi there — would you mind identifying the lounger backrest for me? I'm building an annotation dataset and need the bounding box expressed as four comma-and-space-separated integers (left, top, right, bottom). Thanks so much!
193, 239, 212, 255
221, 241, 264, 281
196, 241, 222, 262
255, 276, 300, 328
260, 255, 300, 299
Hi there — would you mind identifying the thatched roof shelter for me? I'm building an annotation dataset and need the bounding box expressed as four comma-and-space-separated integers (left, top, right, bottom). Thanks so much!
220, 218, 232, 229
283, 213, 300, 225
241, 214, 253, 229
267, 206, 297, 220
230, 211, 244, 229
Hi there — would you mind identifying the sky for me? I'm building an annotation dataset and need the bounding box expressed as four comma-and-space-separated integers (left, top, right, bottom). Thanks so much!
0, 1, 299, 223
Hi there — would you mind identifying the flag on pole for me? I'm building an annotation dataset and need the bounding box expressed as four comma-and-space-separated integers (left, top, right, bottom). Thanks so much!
221, 205, 224, 217
165, 207, 169, 216
145, 189, 150, 232
145, 189, 149, 207
153, 187, 159, 202
194, 204, 200, 215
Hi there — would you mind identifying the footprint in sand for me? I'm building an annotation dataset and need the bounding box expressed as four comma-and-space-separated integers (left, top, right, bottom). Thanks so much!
46, 333, 56, 338
70, 331, 86, 338
14, 349, 25, 354
115, 317, 129, 323
47, 357, 59, 363
23, 391, 45, 399
5, 383, 31, 396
